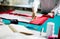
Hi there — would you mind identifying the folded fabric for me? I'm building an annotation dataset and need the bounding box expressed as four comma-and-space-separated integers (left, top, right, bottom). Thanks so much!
30, 13, 54, 25
0, 11, 54, 25
0, 10, 14, 14
30, 16, 48, 25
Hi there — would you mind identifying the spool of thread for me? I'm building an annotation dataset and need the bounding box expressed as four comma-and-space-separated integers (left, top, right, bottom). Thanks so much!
46, 22, 55, 37
57, 8, 60, 16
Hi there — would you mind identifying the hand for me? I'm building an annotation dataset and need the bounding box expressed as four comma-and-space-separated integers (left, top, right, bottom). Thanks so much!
32, 13, 36, 19
48, 10, 54, 17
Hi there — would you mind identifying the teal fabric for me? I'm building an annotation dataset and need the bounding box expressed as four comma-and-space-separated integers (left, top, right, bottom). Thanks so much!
2, 19, 11, 25
18, 15, 60, 35
2, 15, 60, 35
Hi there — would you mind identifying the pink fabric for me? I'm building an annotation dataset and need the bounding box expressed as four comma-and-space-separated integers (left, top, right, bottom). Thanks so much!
30, 16, 48, 25
30, 14, 54, 25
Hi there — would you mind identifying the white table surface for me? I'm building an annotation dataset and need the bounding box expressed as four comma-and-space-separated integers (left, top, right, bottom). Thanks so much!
0, 23, 47, 39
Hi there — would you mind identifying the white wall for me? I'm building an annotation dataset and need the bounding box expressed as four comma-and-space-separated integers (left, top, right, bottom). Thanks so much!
8, 0, 29, 5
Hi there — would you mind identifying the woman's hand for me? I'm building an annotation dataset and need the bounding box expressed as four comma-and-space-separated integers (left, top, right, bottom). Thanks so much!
48, 10, 54, 17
